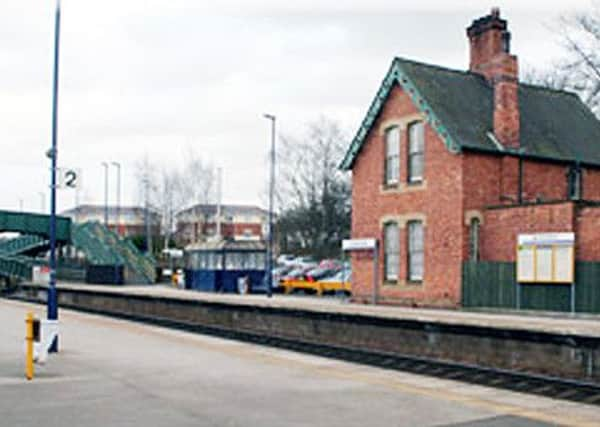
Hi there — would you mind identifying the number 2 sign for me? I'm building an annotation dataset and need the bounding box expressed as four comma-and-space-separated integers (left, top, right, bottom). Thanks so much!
58, 168, 81, 189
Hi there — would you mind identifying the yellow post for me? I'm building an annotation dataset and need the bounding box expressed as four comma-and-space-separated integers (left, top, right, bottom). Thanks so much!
25, 312, 34, 380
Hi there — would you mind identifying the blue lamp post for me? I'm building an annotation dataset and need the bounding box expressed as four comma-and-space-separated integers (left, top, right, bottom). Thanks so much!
47, 0, 61, 352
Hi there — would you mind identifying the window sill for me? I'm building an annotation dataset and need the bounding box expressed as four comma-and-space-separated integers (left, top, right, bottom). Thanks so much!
381, 280, 424, 289
406, 280, 423, 286
380, 180, 427, 195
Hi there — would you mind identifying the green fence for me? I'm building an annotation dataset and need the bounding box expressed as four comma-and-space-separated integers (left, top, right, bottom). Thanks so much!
462, 261, 600, 314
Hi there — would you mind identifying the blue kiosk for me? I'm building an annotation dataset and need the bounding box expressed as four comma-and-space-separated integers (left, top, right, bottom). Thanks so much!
184, 239, 267, 294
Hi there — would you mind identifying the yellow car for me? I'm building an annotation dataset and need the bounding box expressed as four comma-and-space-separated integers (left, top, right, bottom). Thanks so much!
281, 270, 351, 296
316, 270, 351, 295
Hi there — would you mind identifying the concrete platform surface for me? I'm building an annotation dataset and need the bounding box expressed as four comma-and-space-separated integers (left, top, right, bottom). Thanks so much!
1, 299, 599, 427
37, 282, 600, 338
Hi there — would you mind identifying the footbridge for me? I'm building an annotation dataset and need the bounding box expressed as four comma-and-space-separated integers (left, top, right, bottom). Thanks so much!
0, 210, 155, 284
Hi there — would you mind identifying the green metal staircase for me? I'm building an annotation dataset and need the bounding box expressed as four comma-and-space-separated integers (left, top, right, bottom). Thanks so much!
0, 235, 49, 256
0, 235, 50, 281
71, 222, 156, 284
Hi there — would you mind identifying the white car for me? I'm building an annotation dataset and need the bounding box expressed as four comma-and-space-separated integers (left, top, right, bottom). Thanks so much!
293, 256, 317, 268
277, 254, 297, 266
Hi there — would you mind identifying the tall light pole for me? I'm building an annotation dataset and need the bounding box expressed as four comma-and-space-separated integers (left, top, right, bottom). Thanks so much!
47, 0, 61, 353
101, 162, 109, 227
111, 162, 121, 235
263, 114, 276, 298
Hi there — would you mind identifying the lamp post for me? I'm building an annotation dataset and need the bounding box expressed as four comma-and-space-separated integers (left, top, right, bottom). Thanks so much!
47, 0, 61, 353
101, 162, 109, 227
111, 162, 121, 235
263, 114, 276, 298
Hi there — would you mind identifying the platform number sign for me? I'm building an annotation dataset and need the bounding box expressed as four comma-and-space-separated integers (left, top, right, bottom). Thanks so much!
58, 168, 81, 189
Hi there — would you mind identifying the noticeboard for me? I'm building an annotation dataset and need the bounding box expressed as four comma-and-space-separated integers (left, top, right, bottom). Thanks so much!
516, 233, 574, 284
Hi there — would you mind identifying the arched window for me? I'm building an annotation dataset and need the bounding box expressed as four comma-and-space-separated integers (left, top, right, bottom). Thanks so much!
469, 218, 480, 261
408, 121, 425, 183
383, 222, 399, 281
385, 126, 400, 184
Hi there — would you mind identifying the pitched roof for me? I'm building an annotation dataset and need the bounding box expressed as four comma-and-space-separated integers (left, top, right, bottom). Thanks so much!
185, 238, 266, 252
61, 204, 160, 217
340, 57, 600, 169
176, 204, 268, 219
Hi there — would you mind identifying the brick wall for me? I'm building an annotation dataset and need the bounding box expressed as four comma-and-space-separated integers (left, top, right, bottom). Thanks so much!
351, 85, 463, 307
481, 202, 575, 262
575, 205, 600, 261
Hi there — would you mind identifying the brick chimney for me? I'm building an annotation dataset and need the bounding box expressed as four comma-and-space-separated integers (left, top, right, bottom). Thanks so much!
467, 8, 520, 149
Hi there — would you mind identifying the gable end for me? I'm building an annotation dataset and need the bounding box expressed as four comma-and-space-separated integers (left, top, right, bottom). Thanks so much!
340, 59, 462, 170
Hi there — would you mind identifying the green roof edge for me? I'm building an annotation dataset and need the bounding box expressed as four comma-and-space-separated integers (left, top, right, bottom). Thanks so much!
340, 58, 462, 170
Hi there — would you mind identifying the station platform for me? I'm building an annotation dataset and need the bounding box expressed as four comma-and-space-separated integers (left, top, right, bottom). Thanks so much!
34, 282, 600, 338
4, 299, 600, 427
7, 282, 600, 385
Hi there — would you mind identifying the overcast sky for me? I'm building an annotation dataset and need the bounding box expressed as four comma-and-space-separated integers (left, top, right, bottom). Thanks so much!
0, 0, 591, 213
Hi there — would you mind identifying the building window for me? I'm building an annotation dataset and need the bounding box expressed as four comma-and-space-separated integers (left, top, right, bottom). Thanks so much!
469, 218, 480, 261
407, 221, 424, 281
408, 121, 425, 183
385, 126, 400, 184
567, 165, 582, 200
383, 222, 399, 281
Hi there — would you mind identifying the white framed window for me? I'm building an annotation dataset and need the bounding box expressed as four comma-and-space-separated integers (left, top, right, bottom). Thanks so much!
385, 126, 400, 184
407, 221, 424, 282
384, 222, 400, 281
408, 121, 425, 183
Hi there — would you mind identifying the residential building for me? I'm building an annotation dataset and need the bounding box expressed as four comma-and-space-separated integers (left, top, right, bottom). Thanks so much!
61, 204, 161, 238
341, 8, 600, 306
175, 204, 268, 245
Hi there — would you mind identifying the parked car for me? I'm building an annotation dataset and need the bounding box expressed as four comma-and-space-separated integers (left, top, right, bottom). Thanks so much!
271, 265, 295, 290
277, 254, 297, 266
318, 259, 343, 270
303, 266, 339, 282
292, 256, 317, 268
280, 268, 351, 296
317, 269, 351, 295
281, 265, 316, 281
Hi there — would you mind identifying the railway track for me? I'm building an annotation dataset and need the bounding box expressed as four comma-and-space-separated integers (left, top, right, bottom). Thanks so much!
8, 293, 600, 407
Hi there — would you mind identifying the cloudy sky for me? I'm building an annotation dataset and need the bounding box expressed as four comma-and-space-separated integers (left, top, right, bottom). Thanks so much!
0, 0, 590, 213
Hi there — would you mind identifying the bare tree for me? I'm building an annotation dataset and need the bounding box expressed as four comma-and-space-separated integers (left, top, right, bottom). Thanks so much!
524, 3, 600, 115
134, 148, 216, 249
521, 66, 570, 91
276, 117, 351, 258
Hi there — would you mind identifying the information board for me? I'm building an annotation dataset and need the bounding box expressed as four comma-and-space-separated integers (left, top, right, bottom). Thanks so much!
516, 233, 574, 283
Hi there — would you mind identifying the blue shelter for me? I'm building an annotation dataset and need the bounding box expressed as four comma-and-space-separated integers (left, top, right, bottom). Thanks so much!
184, 239, 266, 294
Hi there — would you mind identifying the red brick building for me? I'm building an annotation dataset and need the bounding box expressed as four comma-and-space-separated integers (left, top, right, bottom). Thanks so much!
341, 9, 600, 307
175, 204, 267, 245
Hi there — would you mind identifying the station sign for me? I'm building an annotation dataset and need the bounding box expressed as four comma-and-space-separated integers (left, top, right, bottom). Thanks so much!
342, 238, 377, 251
517, 232, 574, 284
